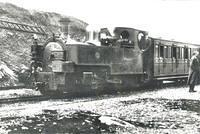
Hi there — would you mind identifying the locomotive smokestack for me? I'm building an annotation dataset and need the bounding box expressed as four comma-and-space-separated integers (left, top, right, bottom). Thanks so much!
59, 18, 71, 40
86, 25, 101, 46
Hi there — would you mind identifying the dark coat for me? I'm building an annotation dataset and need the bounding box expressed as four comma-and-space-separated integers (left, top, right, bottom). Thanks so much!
187, 55, 200, 85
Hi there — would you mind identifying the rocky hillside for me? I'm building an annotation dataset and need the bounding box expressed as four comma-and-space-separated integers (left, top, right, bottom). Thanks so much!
0, 2, 88, 87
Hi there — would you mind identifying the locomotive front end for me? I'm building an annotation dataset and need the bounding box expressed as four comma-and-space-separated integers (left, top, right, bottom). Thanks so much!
31, 36, 74, 94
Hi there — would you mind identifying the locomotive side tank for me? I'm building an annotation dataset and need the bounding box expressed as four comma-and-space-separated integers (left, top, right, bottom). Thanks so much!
32, 27, 149, 94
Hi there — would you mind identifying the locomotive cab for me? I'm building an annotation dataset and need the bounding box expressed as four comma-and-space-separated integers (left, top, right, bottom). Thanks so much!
99, 27, 150, 49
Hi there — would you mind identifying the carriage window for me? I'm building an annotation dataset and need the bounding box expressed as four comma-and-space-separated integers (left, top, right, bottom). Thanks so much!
165, 46, 168, 58
160, 45, 164, 58
184, 48, 188, 59
168, 46, 171, 58
189, 48, 191, 59
155, 45, 159, 58
172, 47, 177, 58
181, 48, 184, 59
177, 47, 180, 59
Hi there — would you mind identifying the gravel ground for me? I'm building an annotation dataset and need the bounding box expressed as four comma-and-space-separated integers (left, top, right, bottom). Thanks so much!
0, 85, 200, 133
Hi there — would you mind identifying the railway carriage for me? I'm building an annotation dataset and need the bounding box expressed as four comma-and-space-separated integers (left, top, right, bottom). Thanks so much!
31, 26, 200, 95
143, 38, 199, 85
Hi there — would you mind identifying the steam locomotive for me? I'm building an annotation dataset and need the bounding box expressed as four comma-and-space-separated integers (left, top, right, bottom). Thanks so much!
31, 26, 200, 95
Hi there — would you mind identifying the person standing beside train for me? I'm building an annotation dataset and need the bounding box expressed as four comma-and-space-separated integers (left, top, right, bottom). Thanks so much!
187, 51, 200, 92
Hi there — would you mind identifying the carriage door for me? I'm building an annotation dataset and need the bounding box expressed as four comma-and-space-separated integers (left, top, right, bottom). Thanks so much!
154, 44, 164, 76
154, 44, 159, 76
176, 47, 180, 74
172, 46, 177, 74
159, 45, 164, 75
163, 46, 169, 75
184, 47, 189, 74
179, 47, 185, 74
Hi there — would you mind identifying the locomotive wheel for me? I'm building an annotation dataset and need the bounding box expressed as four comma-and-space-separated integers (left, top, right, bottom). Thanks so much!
39, 89, 48, 95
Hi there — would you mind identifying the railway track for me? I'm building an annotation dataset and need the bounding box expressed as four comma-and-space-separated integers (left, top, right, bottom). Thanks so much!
0, 93, 92, 104
0, 95, 51, 104
0, 90, 120, 105
0, 85, 26, 90
0, 82, 188, 105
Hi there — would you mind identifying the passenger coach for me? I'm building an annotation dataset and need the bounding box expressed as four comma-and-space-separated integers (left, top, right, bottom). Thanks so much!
143, 38, 199, 85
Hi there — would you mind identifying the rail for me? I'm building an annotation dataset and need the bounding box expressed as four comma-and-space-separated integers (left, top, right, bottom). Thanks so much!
0, 85, 26, 90
0, 95, 51, 104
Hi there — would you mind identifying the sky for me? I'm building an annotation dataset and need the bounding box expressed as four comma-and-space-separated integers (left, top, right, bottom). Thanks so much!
0, 0, 200, 44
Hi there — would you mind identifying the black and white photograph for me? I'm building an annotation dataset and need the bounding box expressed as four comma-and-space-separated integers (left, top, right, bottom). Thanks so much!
0, 0, 200, 133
